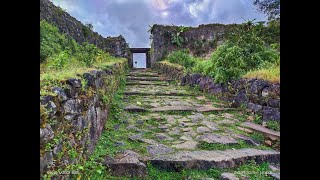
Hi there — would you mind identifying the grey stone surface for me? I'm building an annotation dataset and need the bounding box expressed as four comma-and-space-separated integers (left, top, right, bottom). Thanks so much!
241, 122, 280, 139
136, 120, 145, 125
196, 126, 212, 133
138, 138, 158, 145
188, 113, 205, 122
40, 151, 53, 174
232, 134, 260, 146
262, 106, 280, 121
52, 87, 68, 102
155, 133, 174, 141
269, 172, 280, 180
217, 119, 237, 125
63, 99, 82, 115
104, 150, 147, 177
220, 172, 239, 180
202, 121, 218, 131
172, 140, 198, 150
197, 133, 238, 145
168, 127, 181, 135
151, 106, 195, 112
147, 144, 174, 156
40, 124, 54, 144
179, 135, 193, 141
124, 105, 147, 112
150, 148, 280, 170
114, 141, 126, 147
129, 134, 143, 141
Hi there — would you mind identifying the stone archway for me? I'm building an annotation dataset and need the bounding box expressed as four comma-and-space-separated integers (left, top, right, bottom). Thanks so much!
129, 48, 151, 68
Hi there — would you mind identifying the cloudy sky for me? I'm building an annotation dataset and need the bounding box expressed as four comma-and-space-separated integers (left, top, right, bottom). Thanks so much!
52, 0, 266, 48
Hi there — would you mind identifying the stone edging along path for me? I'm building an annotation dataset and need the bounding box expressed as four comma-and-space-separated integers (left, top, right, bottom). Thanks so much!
103, 68, 280, 178
154, 62, 280, 122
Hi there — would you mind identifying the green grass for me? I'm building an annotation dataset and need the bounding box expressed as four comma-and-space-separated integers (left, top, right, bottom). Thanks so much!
40, 20, 127, 95
243, 65, 280, 83
198, 140, 270, 151
266, 121, 280, 131
147, 163, 223, 180
233, 160, 273, 180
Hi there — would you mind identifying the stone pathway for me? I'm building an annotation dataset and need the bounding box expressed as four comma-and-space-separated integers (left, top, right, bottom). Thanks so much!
104, 68, 280, 179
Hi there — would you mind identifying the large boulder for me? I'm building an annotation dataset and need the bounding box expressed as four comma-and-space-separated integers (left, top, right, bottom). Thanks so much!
104, 150, 147, 177
262, 106, 280, 121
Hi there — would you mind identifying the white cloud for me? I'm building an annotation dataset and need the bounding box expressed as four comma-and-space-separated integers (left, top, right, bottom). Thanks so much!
51, 0, 267, 47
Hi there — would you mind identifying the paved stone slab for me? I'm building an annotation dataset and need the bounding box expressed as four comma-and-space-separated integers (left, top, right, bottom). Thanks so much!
196, 126, 212, 133
124, 105, 147, 112
232, 134, 260, 146
196, 106, 239, 112
179, 135, 193, 141
127, 76, 171, 81
150, 148, 280, 170
269, 172, 280, 180
220, 172, 239, 180
126, 81, 169, 86
168, 127, 181, 135
147, 144, 174, 156
197, 133, 239, 145
217, 119, 238, 125
124, 91, 191, 96
202, 121, 219, 131
138, 138, 158, 145
241, 122, 280, 140
172, 140, 198, 150
188, 113, 206, 122
155, 133, 174, 141
151, 106, 195, 112
127, 72, 161, 77
237, 127, 253, 134
104, 150, 147, 177
179, 122, 197, 127
129, 134, 143, 141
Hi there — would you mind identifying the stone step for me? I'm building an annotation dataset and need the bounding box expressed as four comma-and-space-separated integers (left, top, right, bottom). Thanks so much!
149, 106, 239, 113
127, 76, 172, 81
196, 106, 240, 112
104, 150, 147, 177
124, 105, 147, 112
124, 91, 192, 96
130, 68, 153, 72
127, 72, 161, 77
150, 148, 280, 171
241, 122, 280, 140
126, 81, 169, 86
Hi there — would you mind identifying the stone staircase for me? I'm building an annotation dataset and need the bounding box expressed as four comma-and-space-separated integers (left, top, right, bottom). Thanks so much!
104, 68, 280, 179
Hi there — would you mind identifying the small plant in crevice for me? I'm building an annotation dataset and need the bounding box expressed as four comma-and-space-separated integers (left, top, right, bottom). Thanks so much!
170, 25, 188, 47
253, 115, 263, 124
266, 120, 280, 131
234, 160, 272, 180
250, 132, 265, 143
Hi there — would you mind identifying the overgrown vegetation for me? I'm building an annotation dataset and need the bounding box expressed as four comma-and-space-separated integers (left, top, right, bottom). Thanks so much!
40, 20, 113, 68
40, 20, 125, 92
166, 49, 197, 69
164, 19, 280, 83
170, 25, 188, 47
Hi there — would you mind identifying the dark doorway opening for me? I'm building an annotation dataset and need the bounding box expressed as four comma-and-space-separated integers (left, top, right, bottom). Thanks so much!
129, 48, 151, 68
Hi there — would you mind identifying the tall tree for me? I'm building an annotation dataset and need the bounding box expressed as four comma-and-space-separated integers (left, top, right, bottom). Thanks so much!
253, 0, 280, 20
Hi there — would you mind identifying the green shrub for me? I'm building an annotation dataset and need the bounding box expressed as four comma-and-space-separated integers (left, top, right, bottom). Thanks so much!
40, 20, 112, 69
171, 20, 280, 83
166, 50, 196, 69
40, 20, 64, 63
192, 20, 279, 83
